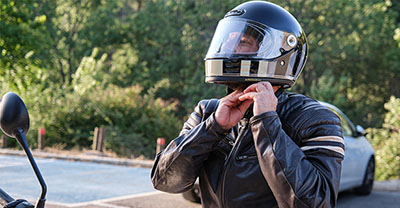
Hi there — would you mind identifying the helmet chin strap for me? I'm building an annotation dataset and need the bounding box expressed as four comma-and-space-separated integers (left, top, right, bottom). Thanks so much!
226, 87, 234, 95
225, 85, 285, 118
225, 84, 285, 95
244, 104, 254, 119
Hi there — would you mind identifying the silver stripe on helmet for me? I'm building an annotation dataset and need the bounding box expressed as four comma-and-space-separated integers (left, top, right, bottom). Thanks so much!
240, 60, 251, 76
258, 61, 268, 77
268, 61, 277, 76
205, 60, 223, 76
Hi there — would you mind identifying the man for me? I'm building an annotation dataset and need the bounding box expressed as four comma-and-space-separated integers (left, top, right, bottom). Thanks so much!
151, 1, 344, 207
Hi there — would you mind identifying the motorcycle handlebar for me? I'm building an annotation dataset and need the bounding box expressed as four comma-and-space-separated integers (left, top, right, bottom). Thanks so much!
0, 188, 34, 208
0, 188, 14, 206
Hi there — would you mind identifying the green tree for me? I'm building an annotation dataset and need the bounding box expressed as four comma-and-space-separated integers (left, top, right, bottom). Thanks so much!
0, 0, 48, 67
129, 0, 400, 127
130, 0, 247, 115
283, 0, 400, 127
367, 96, 400, 180
2, 0, 400, 159
0, 0, 52, 93
36, 0, 136, 86
22, 49, 181, 158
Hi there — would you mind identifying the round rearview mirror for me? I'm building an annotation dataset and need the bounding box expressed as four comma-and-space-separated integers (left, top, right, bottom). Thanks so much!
0, 92, 30, 138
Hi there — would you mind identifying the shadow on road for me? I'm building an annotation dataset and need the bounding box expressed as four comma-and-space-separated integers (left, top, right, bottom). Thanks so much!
44, 190, 400, 208
337, 190, 400, 208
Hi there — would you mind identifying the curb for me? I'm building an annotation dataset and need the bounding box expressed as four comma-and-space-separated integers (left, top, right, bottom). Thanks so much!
0, 148, 154, 168
373, 180, 400, 192
2, 148, 399, 192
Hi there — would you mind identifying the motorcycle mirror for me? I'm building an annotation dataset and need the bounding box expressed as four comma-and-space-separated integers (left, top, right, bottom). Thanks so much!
0, 92, 47, 208
0, 92, 30, 138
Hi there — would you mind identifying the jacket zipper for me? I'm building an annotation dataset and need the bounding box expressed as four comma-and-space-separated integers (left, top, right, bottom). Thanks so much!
215, 136, 235, 159
220, 119, 249, 208
236, 153, 257, 161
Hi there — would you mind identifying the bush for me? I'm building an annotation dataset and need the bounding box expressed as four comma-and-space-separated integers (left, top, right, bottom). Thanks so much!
91, 84, 182, 158
21, 83, 181, 159
366, 96, 400, 181
104, 126, 150, 158
12, 48, 183, 159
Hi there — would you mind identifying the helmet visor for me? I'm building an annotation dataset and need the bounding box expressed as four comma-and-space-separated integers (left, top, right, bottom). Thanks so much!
206, 19, 293, 60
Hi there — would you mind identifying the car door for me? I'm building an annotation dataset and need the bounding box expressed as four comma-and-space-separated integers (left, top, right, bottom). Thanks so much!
325, 105, 363, 190
338, 114, 359, 190
319, 101, 374, 191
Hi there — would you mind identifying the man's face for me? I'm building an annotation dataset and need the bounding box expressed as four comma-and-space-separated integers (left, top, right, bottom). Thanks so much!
221, 32, 261, 92
221, 32, 260, 54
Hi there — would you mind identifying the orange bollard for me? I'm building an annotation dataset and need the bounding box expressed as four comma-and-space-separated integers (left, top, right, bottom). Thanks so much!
156, 137, 166, 154
38, 128, 46, 150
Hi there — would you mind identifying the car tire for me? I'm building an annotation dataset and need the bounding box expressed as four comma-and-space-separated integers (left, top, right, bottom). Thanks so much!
182, 184, 201, 204
354, 157, 375, 195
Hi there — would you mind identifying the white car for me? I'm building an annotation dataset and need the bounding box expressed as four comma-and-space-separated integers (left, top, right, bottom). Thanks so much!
320, 101, 375, 194
183, 102, 375, 203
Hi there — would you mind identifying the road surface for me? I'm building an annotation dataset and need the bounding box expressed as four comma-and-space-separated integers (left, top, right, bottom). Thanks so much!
1, 154, 400, 208
0, 154, 154, 203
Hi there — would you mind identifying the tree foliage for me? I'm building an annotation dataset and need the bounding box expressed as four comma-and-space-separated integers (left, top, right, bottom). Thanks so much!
367, 96, 400, 181
1, 0, 399, 159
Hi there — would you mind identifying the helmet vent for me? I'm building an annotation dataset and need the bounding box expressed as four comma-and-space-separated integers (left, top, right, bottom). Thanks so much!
225, 9, 246, 18
287, 35, 297, 47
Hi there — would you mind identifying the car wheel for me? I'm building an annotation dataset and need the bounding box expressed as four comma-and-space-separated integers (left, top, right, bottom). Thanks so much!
182, 184, 201, 203
354, 157, 375, 195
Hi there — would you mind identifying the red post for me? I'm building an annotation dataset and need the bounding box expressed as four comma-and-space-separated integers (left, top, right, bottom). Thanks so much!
38, 128, 46, 150
156, 137, 166, 154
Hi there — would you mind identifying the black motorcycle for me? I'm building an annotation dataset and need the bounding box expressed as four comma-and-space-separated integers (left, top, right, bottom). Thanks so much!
0, 92, 47, 208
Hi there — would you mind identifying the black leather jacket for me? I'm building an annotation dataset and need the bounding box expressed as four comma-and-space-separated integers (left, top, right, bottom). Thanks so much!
151, 91, 344, 208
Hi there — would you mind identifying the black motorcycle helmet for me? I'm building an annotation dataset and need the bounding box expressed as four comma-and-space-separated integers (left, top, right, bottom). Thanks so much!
205, 1, 307, 89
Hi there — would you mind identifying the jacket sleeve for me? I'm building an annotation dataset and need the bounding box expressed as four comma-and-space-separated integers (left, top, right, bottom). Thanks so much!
250, 108, 344, 208
151, 99, 227, 193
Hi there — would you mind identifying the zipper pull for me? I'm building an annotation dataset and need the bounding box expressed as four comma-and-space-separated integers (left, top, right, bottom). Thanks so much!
236, 155, 248, 160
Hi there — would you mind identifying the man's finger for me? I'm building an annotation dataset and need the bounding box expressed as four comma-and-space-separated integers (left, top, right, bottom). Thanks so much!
239, 99, 253, 114
221, 91, 245, 108
243, 82, 268, 93
222, 90, 241, 101
238, 92, 258, 101
227, 90, 243, 99
260, 82, 274, 93
232, 89, 243, 95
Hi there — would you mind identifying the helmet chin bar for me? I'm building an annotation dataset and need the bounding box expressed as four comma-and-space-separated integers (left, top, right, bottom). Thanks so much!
205, 49, 298, 88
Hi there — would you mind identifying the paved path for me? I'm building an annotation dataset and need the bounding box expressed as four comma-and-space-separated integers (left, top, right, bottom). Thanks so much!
0, 154, 154, 204
42, 190, 400, 208
337, 190, 400, 208
2, 149, 400, 208
46, 192, 201, 208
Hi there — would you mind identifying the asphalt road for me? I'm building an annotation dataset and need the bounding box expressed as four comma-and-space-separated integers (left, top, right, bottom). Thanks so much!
1, 154, 400, 208
0, 154, 154, 203
337, 190, 400, 208
46, 190, 400, 208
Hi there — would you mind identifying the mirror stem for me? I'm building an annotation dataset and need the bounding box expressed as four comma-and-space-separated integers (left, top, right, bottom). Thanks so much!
15, 128, 47, 208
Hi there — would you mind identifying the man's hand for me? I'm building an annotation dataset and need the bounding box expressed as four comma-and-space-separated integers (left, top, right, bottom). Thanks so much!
215, 90, 253, 130
238, 82, 278, 116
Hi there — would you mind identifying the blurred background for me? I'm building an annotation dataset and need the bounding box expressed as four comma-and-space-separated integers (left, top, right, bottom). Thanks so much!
0, 0, 399, 182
